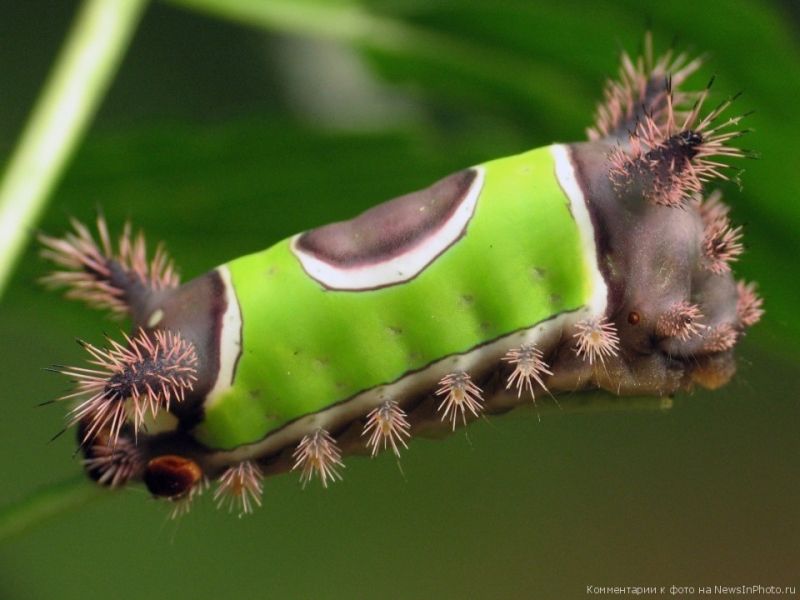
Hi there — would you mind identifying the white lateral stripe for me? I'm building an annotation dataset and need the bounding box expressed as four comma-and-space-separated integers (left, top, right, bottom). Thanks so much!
550, 144, 608, 316
210, 309, 587, 467
204, 148, 607, 463
205, 266, 243, 408
290, 166, 485, 290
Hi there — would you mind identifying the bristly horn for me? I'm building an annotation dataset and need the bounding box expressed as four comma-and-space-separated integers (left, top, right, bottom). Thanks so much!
54, 327, 197, 447
608, 82, 749, 208
39, 215, 179, 320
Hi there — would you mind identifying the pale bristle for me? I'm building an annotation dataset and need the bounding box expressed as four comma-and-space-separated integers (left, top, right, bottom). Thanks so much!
502, 344, 553, 400
573, 316, 620, 365
609, 85, 747, 208
656, 301, 704, 341
39, 216, 179, 316
214, 461, 264, 516
55, 328, 198, 446
702, 323, 739, 352
83, 436, 143, 488
435, 371, 484, 430
702, 216, 744, 274
610, 141, 702, 207
736, 280, 764, 327
292, 429, 344, 489
169, 478, 209, 520
363, 400, 411, 458
588, 33, 703, 141
698, 189, 731, 228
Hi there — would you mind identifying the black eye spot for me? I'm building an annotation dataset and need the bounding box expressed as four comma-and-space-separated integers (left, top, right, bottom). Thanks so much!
628, 311, 641, 325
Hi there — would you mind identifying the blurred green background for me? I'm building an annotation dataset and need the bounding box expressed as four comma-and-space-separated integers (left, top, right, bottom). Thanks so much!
0, 1, 798, 598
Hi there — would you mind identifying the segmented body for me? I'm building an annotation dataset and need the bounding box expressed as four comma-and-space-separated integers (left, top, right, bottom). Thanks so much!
40, 36, 763, 516
201, 146, 602, 451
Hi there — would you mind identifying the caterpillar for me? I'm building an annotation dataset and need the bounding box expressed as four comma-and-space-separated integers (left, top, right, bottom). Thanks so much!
40, 37, 763, 517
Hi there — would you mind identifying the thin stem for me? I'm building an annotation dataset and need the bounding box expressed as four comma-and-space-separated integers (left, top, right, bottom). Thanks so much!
0, 474, 103, 542
0, 0, 149, 299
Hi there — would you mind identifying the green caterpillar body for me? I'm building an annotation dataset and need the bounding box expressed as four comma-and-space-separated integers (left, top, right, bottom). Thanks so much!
203, 146, 599, 451
42, 39, 762, 515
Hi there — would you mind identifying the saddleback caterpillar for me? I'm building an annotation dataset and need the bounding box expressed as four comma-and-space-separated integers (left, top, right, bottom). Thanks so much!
40, 36, 763, 516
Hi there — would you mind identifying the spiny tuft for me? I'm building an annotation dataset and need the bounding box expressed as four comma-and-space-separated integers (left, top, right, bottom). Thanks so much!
702, 323, 739, 352
83, 434, 143, 488
588, 32, 703, 141
169, 478, 209, 520
54, 328, 197, 446
573, 316, 620, 366
435, 371, 484, 430
363, 400, 411, 458
736, 280, 764, 327
292, 428, 344, 489
656, 301, 704, 341
39, 216, 179, 317
702, 215, 744, 274
502, 344, 553, 400
214, 461, 264, 516
697, 189, 731, 228
609, 85, 747, 208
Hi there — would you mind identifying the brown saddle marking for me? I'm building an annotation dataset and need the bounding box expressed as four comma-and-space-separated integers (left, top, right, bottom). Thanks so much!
296, 169, 478, 267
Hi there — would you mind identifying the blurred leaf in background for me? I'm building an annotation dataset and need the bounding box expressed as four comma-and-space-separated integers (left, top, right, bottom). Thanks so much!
0, 1, 797, 598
